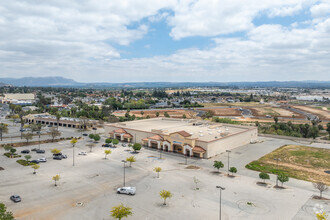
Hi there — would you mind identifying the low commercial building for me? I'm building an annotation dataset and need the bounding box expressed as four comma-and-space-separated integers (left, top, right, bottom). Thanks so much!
0, 93, 36, 105
23, 113, 96, 129
105, 118, 257, 158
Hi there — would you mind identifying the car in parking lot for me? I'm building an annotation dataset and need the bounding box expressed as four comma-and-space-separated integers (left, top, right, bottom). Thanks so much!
31, 159, 40, 164
19, 128, 25, 132
38, 158, 47, 162
36, 149, 45, 154
78, 152, 87, 155
61, 154, 67, 159
102, 144, 111, 147
10, 195, 21, 203
117, 187, 136, 195
31, 148, 38, 151
53, 155, 62, 160
83, 133, 88, 136
92, 127, 97, 130
122, 143, 127, 147
21, 149, 30, 154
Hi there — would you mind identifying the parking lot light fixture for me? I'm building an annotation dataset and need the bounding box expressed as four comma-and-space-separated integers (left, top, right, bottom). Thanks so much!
226, 150, 231, 175
274, 158, 281, 187
216, 186, 225, 220
122, 160, 127, 187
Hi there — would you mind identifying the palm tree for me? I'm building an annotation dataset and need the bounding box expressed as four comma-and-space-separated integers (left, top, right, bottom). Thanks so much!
55, 112, 61, 130
52, 175, 60, 186
153, 167, 162, 178
126, 156, 136, 167
104, 149, 112, 159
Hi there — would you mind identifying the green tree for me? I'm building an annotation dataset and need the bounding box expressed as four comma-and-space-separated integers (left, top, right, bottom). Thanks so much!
0, 123, 8, 141
140, 111, 144, 118
10, 148, 16, 156
105, 138, 112, 144
310, 126, 319, 139
31, 164, 40, 174
22, 132, 33, 145
159, 190, 172, 205
156, 112, 160, 117
126, 156, 136, 167
89, 134, 95, 139
278, 173, 289, 186
55, 112, 61, 130
49, 127, 61, 142
153, 167, 162, 178
52, 174, 60, 186
229, 167, 237, 176
213, 161, 224, 172
51, 148, 61, 154
110, 204, 133, 220
326, 123, 330, 140
132, 143, 141, 152
104, 149, 111, 159
24, 155, 31, 161
4, 145, 12, 152
0, 203, 14, 220
164, 112, 170, 118
112, 139, 119, 145
182, 114, 187, 119
259, 172, 270, 183
274, 116, 279, 124
93, 134, 100, 142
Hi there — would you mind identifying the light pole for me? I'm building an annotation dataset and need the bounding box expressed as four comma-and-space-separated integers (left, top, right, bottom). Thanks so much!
185, 154, 188, 165
216, 186, 225, 220
121, 160, 127, 187
226, 150, 231, 175
159, 149, 162, 159
38, 132, 41, 150
274, 158, 280, 187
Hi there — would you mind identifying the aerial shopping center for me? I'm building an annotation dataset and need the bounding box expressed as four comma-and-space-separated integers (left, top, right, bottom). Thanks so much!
105, 118, 257, 158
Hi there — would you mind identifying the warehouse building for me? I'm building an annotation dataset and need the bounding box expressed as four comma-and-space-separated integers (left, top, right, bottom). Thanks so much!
105, 118, 257, 158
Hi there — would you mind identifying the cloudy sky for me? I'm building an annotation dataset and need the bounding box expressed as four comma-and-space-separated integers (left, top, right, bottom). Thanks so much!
0, 0, 329, 83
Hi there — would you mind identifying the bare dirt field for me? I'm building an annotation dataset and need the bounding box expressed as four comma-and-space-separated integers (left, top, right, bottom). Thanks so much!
293, 106, 330, 120
246, 145, 330, 185
201, 108, 241, 116
114, 109, 196, 118
249, 107, 303, 118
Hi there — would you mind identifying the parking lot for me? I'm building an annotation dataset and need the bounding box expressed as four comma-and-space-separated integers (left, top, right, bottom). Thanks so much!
1, 131, 329, 220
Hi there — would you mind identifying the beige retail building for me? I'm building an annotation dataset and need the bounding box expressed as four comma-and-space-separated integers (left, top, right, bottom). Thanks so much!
105, 118, 257, 158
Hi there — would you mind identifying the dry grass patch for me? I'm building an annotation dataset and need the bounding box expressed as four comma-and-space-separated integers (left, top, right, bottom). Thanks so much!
246, 145, 330, 185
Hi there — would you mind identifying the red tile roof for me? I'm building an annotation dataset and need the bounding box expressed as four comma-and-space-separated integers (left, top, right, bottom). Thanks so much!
176, 130, 191, 137
193, 146, 206, 153
147, 135, 164, 141
123, 133, 133, 138
114, 128, 126, 134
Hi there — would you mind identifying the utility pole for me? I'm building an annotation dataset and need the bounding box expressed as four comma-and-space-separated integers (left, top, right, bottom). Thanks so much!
216, 186, 225, 220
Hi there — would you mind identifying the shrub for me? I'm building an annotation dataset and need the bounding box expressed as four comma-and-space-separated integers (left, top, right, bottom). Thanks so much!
3, 152, 21, 158
16, 159, 36, 166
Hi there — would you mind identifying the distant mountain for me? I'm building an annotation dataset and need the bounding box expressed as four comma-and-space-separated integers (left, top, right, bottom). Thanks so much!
0, 77, 329, 88
0, 77, 81, 87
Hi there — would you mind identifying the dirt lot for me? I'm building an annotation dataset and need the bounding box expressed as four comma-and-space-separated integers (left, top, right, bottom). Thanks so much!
293, 105, 330, 120
246, 145, 330, 185
249, 107, 303, 118
114, 109, 197, 118
201, 108, 241, 116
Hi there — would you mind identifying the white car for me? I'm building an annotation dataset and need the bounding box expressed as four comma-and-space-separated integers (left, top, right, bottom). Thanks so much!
38, 158, 47, 162
117, 187, 136, 195
78, 152, 87, 155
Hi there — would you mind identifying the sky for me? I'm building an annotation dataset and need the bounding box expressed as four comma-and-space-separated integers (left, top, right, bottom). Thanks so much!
0, 0, 329, 83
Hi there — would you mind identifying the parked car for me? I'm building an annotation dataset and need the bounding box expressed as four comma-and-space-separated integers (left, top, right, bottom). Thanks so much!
53, 155, 62, 160
36, 149, 45, 154
31, 160, 40, 164
53, 152, 62, 156
19, 128, 25, 132
61, 154, 67, 159
21, 149, 30, 154
122, 143, 127, 147
31, 148, 38, 151
38, 158, 47, 162
117, 187, 136, 195
102, 144, 110, 147
48, 125, 52, 127
92, 127, 97, 130
78, 152, 87, 155
83, 133, 88, 136
10, 195, 21, 203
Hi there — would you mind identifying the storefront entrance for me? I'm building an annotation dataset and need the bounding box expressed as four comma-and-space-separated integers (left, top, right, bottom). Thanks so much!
173, 144, 183, 153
